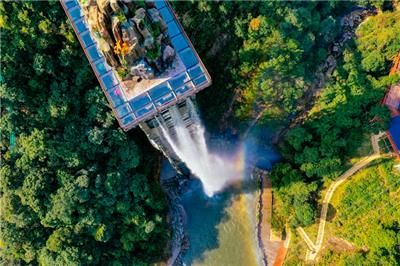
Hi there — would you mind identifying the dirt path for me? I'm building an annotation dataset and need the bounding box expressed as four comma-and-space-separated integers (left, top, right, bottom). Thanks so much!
297, 153, 381, 261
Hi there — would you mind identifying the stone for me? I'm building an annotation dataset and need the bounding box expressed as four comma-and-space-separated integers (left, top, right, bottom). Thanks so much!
144, 35, 155, 50
130, 59, 155, 79
145, 0, 156, 8
110, 0, 129, 15
163, 45, 175, 65
147, 8, 167, 32
133, 8, 154, 49
111, 15, 122, 42
147, 8, 161, 23
81, 0, 177, 79
87, 5, 99, 29
134, 8, 146, 20
121, 20, 140, 47
97, 0, 110, 15
104, 53, 117, 67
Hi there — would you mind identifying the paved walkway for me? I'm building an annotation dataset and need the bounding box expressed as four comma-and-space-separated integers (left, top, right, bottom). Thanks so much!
298, 153, 381, 261
273, 228, 291, 266
255, 168, 281, 265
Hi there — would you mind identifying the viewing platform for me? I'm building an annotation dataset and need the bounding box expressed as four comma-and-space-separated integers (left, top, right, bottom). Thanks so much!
61, 0, 211, 131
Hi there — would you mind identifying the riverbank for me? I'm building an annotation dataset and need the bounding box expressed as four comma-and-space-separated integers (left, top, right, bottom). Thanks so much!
159, 160, 189, 266
254, 168, 290, 266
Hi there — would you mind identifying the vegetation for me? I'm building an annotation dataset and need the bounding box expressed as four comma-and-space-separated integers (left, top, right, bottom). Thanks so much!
0, 2, 169, 265
171, 0, 399, 232
320, 159, 400, 265
1, 0, 399, 265
271, 8, 400, 229
172, 1, 360, 131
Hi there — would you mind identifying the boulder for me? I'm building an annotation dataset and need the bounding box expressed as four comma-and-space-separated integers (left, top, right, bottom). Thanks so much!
144, 35, 155, 50
145, 0, 156, 8
110, 0, 129, 15
87, 5, 99, 29
147, 8, 161, 22
130, 59, 155, 79
111, 15, 122, 42
147, 8, 167, 32
133, 8, 153, 48
162, 45, 175, 66
97, 0, 111, 15
121, 20, 141, 48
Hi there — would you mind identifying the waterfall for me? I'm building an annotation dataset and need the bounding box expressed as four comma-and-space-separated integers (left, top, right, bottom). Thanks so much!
156, 99, 243, 196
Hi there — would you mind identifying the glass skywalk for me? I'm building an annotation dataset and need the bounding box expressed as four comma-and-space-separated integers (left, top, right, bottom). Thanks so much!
61, 0, 211, 130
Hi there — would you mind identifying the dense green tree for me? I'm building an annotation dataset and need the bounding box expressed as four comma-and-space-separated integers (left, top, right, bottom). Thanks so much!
0, 2, 169, 265
271, 5, 399, 236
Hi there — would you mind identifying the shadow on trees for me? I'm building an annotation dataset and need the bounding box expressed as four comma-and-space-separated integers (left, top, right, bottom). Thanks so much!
326, 203, 337, 222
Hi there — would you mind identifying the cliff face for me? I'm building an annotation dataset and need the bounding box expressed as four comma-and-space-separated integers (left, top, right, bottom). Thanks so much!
81, 0, 176, 81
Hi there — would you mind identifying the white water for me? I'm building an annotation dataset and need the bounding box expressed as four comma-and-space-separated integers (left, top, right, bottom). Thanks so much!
156, 100, 243, 196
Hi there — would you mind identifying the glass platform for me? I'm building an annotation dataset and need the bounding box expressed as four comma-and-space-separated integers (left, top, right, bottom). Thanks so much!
61, 0, 211, 131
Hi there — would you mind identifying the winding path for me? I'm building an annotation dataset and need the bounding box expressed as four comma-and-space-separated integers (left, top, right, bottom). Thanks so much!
298, 153, 381, 261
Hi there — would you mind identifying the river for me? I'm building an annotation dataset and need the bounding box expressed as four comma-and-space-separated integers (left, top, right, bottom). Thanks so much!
180, 127, 281, 266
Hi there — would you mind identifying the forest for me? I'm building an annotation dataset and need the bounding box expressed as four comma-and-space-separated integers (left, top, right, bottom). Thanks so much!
270, 7, 400, 229
1, 2, 169, 265
1, 0, 399, 265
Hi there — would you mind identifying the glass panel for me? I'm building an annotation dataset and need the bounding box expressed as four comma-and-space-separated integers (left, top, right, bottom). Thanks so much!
129, 94, 152, 110
179, 48, 198, 68
159, 7, 173, 22
102, 73, 119, 90
95, 61, 110, 76
153, 93, 175, 107
388, 116, 400, 149
75, 19, 87, 33
171, 34, 188, 52
188, 65, 203, 79
134, 104, 155, 118
65, 0, 78, 10
155, 0, 166, 9
87, 45, 101, 62
69, 6, 82, 22
108, 87, 125, 107
81, 32, 95, 48
167, 21, 180, 37
173, 82, 194, 96
169, 73, 189, 89
121, 114, 136, 126
193, 75, 207, 86
149, 84, 171, 100
115, 103, 131, 118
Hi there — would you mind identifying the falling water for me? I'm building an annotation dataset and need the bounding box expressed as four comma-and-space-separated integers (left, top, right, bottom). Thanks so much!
156, 99, 243, 196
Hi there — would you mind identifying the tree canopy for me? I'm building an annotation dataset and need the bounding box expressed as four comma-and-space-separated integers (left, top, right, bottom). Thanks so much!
0, 2, 169, 265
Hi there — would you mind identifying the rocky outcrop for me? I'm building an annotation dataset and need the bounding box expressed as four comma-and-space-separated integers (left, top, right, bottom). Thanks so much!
130, 59, 154, 79
80, 0, 176, 81
161, 176, 189, 266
